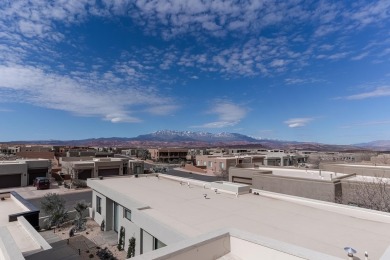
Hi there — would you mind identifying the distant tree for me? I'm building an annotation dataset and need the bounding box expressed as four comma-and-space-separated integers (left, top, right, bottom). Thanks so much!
358, 151, 376, 162
216, 169, 229, 181
341, 175, 390, 212
139, 149, 151, 160
150, 166, 168, 173
41, 193, 68, 228
307, 156, 321, 169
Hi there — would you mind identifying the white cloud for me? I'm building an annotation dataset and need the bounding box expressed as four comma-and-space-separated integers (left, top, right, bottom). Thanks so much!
270, 59, 287, 67
0, 64, 177, 123
0, 0, 389, 83
341, 120, 390, 129
193, 101, 247, 128
351, 52, 369, 61
284, 118, 314, 128
349, 1, 390, 28
144, 105, 179, 116
346, 86, 390, 100
316, 52, 349, 60
0, 0, 389, 120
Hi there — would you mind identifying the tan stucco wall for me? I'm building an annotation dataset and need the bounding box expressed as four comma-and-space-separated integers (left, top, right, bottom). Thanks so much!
321, 164, 390, 178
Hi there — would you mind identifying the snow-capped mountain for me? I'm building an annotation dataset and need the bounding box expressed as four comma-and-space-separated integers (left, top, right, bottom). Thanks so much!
135, 130, 259, 142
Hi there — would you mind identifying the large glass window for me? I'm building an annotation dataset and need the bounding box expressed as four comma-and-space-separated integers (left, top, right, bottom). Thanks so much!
96, 196, 101, 214
114, 202, 119, 232
124, 208, 132, 221
153, 237, 166, 250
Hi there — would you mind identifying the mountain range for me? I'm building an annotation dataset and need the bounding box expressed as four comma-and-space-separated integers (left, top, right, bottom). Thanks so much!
2, 130, 390, 151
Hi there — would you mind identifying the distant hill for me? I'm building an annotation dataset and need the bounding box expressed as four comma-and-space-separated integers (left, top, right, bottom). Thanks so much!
354, 140, 390, 151
2, 130, 384, 151
135, 130, 259, 142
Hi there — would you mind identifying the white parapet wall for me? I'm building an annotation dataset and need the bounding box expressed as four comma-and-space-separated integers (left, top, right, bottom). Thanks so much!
0, 227, 25, 260
18, 216, 51, 251
132, 228, 342, 260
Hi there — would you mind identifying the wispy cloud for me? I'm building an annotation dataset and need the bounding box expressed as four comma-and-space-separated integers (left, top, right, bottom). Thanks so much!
0, 64, 177, 123
144, 105, 179, 116
0, 108, 13, 112
341, 120, 390, 129
284, 118, 314, 128
284, 77, 323, 85
349, 0, 390, 28
1, 0, 389, 83
316, 52, 350, 60
345, 86, 390, 100
351, 52, 369, 61
192, 101, 247, 128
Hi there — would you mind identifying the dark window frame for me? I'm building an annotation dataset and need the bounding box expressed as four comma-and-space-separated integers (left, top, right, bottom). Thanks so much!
124, 208, 132, 221
153, 237, 166, 250
96, 196, 102, 214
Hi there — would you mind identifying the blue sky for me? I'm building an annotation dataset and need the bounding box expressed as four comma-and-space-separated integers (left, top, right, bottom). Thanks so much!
0, 0, 390, 144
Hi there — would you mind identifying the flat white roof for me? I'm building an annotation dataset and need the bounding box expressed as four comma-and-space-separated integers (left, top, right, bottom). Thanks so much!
89, 176, 390, 259
335, 164, 390, 169
345, 175, 390, 182
0, 161, 24, 164
253, 167, 346, 181
0, 197, 41, 253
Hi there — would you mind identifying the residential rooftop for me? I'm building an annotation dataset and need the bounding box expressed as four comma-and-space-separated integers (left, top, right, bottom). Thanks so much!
0, 194, 41, 255
251, 166, 347, 181
335, 163, 390, 169
88, 175, 390, 259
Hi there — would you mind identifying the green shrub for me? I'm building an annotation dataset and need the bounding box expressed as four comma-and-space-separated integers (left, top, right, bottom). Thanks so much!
72, 179, 88, 188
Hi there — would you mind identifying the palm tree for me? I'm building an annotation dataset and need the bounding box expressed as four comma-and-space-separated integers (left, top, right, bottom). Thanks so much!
74, 200, 89, 231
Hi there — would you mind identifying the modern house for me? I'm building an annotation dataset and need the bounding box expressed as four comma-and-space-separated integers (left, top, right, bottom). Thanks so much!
148, 148, 188, 163
229, 166, 346, 202
229, 165, 390, 206
0, 159, 51, 188
194, 154, 264, 174
87, 174, 390, 259
61, 157, 144, 180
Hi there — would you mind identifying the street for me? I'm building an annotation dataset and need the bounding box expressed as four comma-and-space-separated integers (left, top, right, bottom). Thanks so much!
28, 163, 218, 215
28, 190, 92, 215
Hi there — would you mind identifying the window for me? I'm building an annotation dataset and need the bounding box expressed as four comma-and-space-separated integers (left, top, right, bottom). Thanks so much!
153, 237, 166, 250
220, 162, 225, 169
96, 196, 102, 214
124, 208, 132, 221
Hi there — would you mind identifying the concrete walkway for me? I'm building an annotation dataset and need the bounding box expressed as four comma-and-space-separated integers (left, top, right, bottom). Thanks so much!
25, 240, 81, 260
39, 229, 63, 244
26, 230, 81, 260
92, 230, 118, 247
